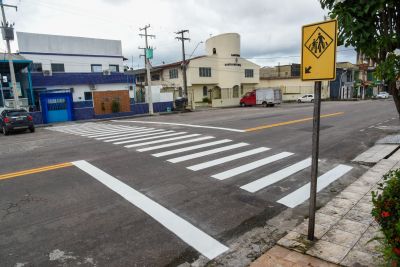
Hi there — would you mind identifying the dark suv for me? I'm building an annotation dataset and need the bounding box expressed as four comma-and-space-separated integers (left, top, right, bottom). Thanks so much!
0, 109, 35, 135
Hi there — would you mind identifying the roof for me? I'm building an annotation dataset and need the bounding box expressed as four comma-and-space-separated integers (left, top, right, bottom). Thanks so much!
31, 72, 134, 87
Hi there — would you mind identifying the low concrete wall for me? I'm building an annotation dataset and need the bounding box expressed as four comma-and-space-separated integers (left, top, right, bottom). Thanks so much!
211, 98, 240, 108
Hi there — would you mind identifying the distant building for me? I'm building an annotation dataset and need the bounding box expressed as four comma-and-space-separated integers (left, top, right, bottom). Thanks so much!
329, 62, 358, 100
130, 33, 260, 108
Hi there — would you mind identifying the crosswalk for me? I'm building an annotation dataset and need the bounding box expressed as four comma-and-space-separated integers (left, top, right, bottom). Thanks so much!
48, 122, 353, 208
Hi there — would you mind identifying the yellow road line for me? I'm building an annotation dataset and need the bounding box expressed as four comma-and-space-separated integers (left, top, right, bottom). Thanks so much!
245, 112, 344, 132
0, 162, 73, 181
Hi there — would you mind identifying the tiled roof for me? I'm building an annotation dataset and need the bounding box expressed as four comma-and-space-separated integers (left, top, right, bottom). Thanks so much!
31, 72, 134, 87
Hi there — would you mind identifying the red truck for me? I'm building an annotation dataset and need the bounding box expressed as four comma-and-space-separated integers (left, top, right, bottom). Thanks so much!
240, 88, 282, 107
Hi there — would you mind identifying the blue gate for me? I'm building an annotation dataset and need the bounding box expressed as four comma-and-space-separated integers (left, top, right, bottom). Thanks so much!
40, 93, 73, 124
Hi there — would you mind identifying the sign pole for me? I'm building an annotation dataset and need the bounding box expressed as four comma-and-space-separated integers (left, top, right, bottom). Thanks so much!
308, 81, 321, 241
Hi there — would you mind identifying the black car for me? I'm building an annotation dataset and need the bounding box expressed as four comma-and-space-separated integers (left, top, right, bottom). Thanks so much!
0, 109, 35, 135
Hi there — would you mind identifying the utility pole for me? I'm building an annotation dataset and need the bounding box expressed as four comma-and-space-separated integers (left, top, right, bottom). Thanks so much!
139, 25, 155, 115
0, 0, 18, 109
138, 47, 146, 103
176, 30, 190, 109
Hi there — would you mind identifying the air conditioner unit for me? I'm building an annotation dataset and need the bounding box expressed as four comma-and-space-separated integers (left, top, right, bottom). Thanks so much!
103, 70, 111, 76
43, 70, 52, 76
89, 84, 96, 91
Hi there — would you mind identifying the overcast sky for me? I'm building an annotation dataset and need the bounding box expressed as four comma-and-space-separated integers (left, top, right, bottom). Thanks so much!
2, 0, 356, 68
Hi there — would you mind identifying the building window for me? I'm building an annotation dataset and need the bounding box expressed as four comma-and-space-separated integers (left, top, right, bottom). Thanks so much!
233, 85, 239, 98
91, 64, 102, 72
241, 85, 244, 95
84, 92, 93, 101
213, 48, 217, 55
245, 69, 254, 78
109, 65, 119, 72
136, 75, 145, 83
169, 68, 178, 79
151, 74, 160, 81
203, 86, 208, 97
31, 63, 42, 72
51, 63, 65, 72
199, 67, 211, 77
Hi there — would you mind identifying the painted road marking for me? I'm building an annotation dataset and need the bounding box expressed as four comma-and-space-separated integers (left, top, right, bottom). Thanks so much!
85, 128, 152, 138
95, 128, 160, 139
125, 134, 202, 148
277, 164, 353, 208
240, 158, 312, 193
167, 143, 249, 163
152, 139, 233, 157
245, 112, 344, 132
104, 130, 174, 142
112, 120, 245, 133
80, 127, 148, 136
0, 163, 73, 181
72, 160, 228, 259
360, 129, 365, 132
114, 132, 188, 145
57, 126, 140, 135
211, 152, 294, 180
54, 125, 135, 134
188, 147, 270, 171
100, 130, 169, 142
137, 136, 215, 152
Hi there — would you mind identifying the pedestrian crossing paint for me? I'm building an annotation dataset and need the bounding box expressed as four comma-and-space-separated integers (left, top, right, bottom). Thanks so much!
187, 147, 270, 171
125, 134, 202, 148
85, 128, 152, 138
95, 128, 160, 140
101, 130, 171, 142
151, 139, 233, 157
137, 136, 216, 152
240, 158, 312, 193
211, 152, 294, 180
81, 127, 149, 136
114, 132, 188, 145
167, 143, 249, 163
277, 164, 353, 208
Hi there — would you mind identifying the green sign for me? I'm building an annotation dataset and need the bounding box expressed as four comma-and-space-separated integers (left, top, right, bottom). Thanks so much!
146, 48, 153, 59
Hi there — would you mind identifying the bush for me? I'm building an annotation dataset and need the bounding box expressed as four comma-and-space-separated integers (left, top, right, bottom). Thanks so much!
372, 169, 400, 264
111, 100, 120, 113
202, 97, 210, 103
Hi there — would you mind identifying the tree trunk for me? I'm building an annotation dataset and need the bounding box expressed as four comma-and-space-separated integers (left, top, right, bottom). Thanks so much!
389, 81, 400, 118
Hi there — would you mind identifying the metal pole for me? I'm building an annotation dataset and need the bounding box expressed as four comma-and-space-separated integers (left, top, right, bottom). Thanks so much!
144, 28, 153, 115
308, 80, 322, 241
0, 4, 18, 109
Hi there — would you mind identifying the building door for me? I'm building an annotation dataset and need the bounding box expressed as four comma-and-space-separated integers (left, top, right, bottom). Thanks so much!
40, 92, 73, 123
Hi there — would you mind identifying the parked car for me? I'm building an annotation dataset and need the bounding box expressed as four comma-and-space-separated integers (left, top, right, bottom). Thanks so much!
297, 94, 314, 103
375, 92, 390, 99
240, 88, 282, 107
0, 109, 35, 135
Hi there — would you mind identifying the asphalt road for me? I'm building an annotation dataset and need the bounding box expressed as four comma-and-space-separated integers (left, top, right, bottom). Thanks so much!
0, 100, 398, 266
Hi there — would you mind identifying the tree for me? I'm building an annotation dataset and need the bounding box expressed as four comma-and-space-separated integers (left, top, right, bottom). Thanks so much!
320, 0, 400, 115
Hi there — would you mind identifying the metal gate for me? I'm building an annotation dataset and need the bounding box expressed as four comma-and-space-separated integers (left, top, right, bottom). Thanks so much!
40, 92, 73, 124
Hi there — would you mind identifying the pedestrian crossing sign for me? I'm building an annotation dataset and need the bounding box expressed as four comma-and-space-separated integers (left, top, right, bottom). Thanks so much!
301, 19, 337, 81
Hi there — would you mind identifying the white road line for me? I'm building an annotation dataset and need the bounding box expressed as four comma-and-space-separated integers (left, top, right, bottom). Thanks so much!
80, 127, 148, 136
277, 164, 353, 208
55, 124, 135, 133
188, 147, 270, 171
98, 129, 166, 141
72, 160, 228, 259
85, 128, 153, 138
59, 126, 140, 135
152, 139, 233, 157
368, 125, 375, 129
240, 158, 312, 193
137, 136, 215, 152
377, 122, 383, 125
384, 120, 390, 123
167, 143, 249, 163
211, 152, 294, 180
105, 131, 175, 142
114, 132, 187, 145
125, 134, 202, 148
360, 129, 365, 132
112, 120, 246, 133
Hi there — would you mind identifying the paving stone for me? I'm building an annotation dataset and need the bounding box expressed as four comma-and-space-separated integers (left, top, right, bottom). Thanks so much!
284, 251, 339, 267
321, 228, 361, 248
340, 249, 380, 267
332, 219, 369, 236
293, 222, 330, 240
353, 226, 383, 255
343, 184, 373, 195
352, 145, 398, 165
344, 209, 373, 225
315, 212, 342, 227
318, 203, 352, 218
267, 245, 292, 259
352, 202, 373, 214
277, 231, 312, 254
307, 240, 351, 264
336, 191, 365, 204
328, 198, 356, 211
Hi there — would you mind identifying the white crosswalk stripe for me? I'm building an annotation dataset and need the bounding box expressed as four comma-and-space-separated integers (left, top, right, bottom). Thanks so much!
125, 134, 202, 148
211, 152, 294, 180
100, 129, 168, 141
240, 158, 312, 193
187, 147, 270, 171
151, 139, 233, 157
277, 164, 353, 208
54, 125, 136, 134
60, 126, 142, 135
167, 143, 249, 163
80, 127, 149, 136
84, 128, 153, 138
114, 132, 188, 145
137, 136, 216, 152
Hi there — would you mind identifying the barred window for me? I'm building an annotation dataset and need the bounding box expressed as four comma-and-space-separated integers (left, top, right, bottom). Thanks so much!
199, 67, 211, 77
245, 69, 254, 78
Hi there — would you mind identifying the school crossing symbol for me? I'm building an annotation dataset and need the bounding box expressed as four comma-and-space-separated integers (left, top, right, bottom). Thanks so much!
301, 19, 337, 81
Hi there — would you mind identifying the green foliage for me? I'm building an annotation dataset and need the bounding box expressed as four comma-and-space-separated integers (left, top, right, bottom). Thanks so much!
111, 99, 120, 113
372, 169, 400, 264
202, 97, 210, 103
375, 53, 400, 83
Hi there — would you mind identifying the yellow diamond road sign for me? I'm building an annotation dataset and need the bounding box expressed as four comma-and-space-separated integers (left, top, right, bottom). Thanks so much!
301, 20, 337, 81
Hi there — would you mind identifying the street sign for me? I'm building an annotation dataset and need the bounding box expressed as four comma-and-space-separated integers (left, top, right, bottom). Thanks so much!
301, 20, 337, 81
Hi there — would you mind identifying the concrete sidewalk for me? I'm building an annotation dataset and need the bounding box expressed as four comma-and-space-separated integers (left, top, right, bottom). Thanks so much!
251, 148, 400, 267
